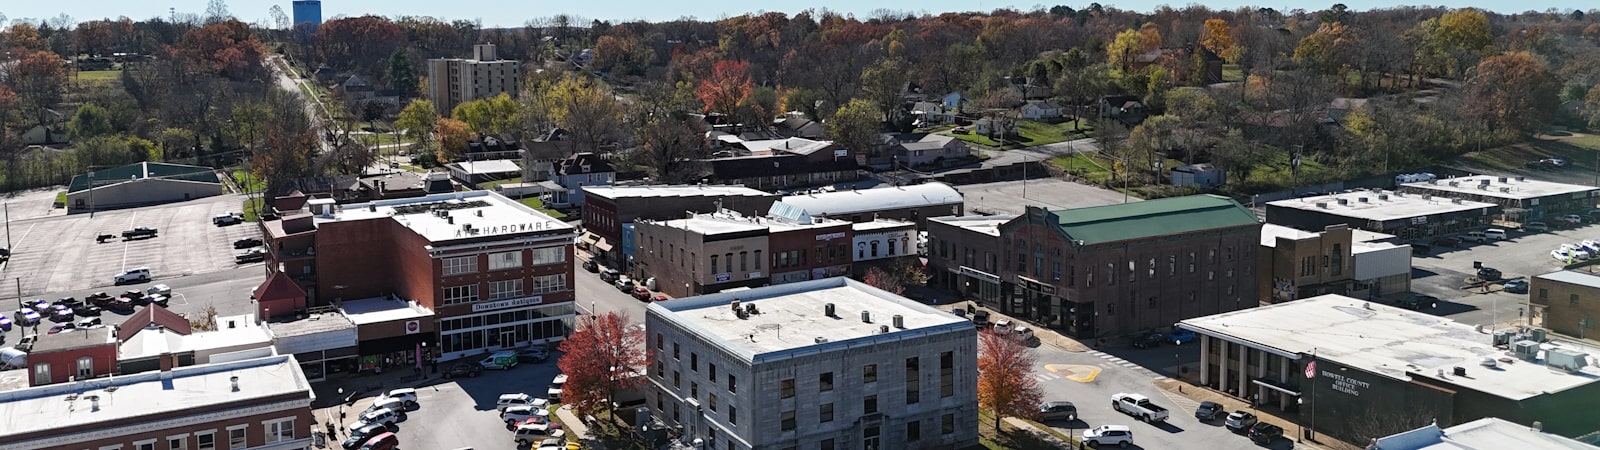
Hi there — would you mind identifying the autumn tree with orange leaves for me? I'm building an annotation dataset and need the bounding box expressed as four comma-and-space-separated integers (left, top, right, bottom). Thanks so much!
697, 60, 754, 115
978, 329, 1042, 433
432, 117, 473, 163
557, 312, 649, 417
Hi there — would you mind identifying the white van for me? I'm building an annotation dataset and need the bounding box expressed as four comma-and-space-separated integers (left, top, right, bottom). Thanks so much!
1484, 228, 1509, 240
547, 374, 568, 401
513, 423, 565, 444
497, 393, 548, 412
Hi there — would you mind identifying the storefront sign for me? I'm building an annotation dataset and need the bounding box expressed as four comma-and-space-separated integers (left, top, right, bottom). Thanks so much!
816, 232, 846, 241
715, 272, 732, 282
1321, 370, 1370, 396
405, 320, 421, 334
960, 266, 1001, 284
1016, 275, 1056, 295
472, 296, 544, 312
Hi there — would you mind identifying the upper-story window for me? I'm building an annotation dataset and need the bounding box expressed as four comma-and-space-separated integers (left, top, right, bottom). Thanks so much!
531, 246, 565, 265
443, 256, 478, 276
489, 251, 523, 270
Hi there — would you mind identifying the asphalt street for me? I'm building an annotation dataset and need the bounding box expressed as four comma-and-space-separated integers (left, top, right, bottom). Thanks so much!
1407, 222, 1600, 330
575, 258, 649, 321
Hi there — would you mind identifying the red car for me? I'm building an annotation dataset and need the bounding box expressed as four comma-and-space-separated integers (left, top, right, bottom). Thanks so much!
652, 294, 669, 302
632, 286, 651, 301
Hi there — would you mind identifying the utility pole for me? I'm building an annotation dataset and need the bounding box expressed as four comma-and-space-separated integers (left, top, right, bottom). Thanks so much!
5, 203, 11, 249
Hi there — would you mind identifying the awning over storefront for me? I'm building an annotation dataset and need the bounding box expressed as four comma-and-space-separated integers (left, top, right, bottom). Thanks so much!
358, 332, 437, 355
580, 232, 601, 246
593, 237, 614, 252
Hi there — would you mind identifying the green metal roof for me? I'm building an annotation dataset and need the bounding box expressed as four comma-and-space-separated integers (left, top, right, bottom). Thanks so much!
1050, 194, 1258, 245
68, 162, 218, 193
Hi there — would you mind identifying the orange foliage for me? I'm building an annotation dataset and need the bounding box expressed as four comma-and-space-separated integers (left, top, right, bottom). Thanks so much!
696, 60, 753, 115
557, 312, 649, 416
977, 329, 1042, 430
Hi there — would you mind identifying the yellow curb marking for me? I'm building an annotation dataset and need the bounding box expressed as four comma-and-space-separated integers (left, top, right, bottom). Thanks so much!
1045, 364, 1102, 383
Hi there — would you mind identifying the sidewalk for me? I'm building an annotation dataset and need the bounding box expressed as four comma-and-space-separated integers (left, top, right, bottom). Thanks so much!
924, 298, 1090, 352
553, 405, 604, 449
1152, 378, 1347, 450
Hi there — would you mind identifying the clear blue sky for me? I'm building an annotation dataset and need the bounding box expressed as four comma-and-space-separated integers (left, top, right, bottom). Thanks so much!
2, 1, 1589, 28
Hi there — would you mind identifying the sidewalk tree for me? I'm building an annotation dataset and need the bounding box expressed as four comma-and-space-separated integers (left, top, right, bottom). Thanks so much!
557, 312, 649, 417
977, 329, 1042, 433
862, 266, 906, 295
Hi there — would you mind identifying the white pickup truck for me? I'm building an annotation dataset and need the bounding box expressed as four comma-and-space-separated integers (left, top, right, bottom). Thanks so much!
1111, 392, 1169, 422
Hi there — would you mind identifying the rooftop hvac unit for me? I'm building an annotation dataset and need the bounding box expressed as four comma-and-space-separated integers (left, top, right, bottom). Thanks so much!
1546, 349, 1590, 373
1337, 199, 1349, 206
1379, 194, 1389, 200
1501, 187, 1512, 193
1428, 179, 1438, 184
1422, 194, 1432, 200
1516, 176, 1526, 182
815, 337, 829, 344
1449, 181, 1459, 187
1493, 330, 1517, 346
1359, 197, 1369, 203
879, 325, 891, 334
1530, 329, 1547, 342
824, 303, 836, 317
1452, 366, 1467, 377
1452, 198, 1463, 204
1512, 340, 1541, 361
861, 310, 872, 323
892, 315, 905, 329
1480, 179, 1492, 186
1498, 177, 1508, 183
1316, 202, 1328, 209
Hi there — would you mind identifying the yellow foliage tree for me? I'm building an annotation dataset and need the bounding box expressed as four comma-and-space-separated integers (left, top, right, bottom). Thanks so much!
1200, 19, 1235, 59
433, 117, 473, 163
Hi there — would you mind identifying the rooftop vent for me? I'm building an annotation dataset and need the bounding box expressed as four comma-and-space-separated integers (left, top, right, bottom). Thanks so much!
892, 315, 905, 329
1452, 366, 1467, 377
1452, 198, 1463, 204
1358, 197, 1368, 203
1501, 187, 1512, 193
1480, 357, 1498, 368
1422, 194, 1432, 200
1449, 181, 1459, 187
1316, 202, 1328, 209
880, 325, 891, 334
815, 337, 829, 344
230, 375, 240, 392
369, 204, 376, 212
1378, 194, 1389, 200
1480, 179, 1492, 186
861, 311, 872, 323
1498, 177, 1508, 183
1337, 199, 1348, 206
731, 299, 741, 312
825, 303, 836, 318
1517, 176, 1526, 182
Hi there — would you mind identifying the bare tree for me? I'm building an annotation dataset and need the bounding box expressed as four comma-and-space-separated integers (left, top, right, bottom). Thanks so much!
204, 0, 231, 24
267, 5, 289, 31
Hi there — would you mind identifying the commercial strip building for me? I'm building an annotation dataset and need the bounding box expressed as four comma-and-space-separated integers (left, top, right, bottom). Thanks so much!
1259, 224, 1412, 303
925, 214, 1015, 305
1178, 294, 1600, 445
583, 184, 781, 268
1266, 190, 1500, 241
1400, 175, 1600, 224
998, 195, 1262, 338
703, 138, 862, 191
258, 190, 576, 364
0, 355, 315, 450
64, 161, 221, 214
775, 182, 965, 226
631, 205, 916, 298
644, 278, 979, 450
1529, 271, 1600, 339
1370, 417, 1600, 450
427, 43, 520, 115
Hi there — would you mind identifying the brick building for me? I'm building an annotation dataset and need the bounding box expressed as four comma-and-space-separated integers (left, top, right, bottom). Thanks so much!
925, 215, 1015, 306
999, 195, 1262, 338
1259, 223, 1355, 303
632, 205, 862, 298
704, 138, 862, 191
0, 355, 316, 450
1530, 271, 1600, 338
26, 326, 118, 386
644, 278, 979, 450
258, 190, 576, 363
583, 185, 780, 269
764, 205, 855, 286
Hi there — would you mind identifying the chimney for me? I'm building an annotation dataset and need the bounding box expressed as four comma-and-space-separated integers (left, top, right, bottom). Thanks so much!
861, 310, 872, 323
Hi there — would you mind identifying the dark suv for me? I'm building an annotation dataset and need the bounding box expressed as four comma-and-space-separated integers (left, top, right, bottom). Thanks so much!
1195, 401, 1224, 421
1132, 332, 1167, 349
1248, 422, 1284, 444
444, 362, 482, 379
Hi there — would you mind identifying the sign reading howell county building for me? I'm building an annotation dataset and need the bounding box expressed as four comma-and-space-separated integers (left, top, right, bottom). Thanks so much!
1321, 369, 1371, 396
472, 296, 544, 312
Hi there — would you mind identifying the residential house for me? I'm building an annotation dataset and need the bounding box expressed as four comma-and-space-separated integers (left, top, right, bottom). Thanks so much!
941, 91, 965, 111
338, 74, 376, 106
1098, 95, 1147, 126
774, 112, 826, 139
1129, 45, 1224, 84
972, 117, 1016, 138
894, 134, 972, 169
446, 159, 522, 187
554, 152, 616, 207
1019, 101, 1065, 120
465, 134, 525, 161
1169, 163, 1225, 188
911, 101, 956, 126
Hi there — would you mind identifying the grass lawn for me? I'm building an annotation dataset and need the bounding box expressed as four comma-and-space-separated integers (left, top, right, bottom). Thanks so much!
231, 170, 266, 193
977, 409, 1078, 450
946, 119, 1094, 150
76, 70, 121, 83
1460, 133, 1600, 173
518, 196, 566, 219
54, 191, 66, 206
480, 177, 523, 190
1222, 64, 1244, 82
1051, 153, 1117, 185
242, 197, 264, 222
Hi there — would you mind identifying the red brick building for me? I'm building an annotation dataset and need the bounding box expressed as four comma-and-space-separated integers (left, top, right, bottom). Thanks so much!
582, 184, 780, 268
259, 190, 576, 363
998, 195, 1262, 338
764, 215, 854, 284
26, 326, 117, 386
0, 355, 316, 450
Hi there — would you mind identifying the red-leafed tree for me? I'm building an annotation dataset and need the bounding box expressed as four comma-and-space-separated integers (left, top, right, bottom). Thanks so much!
977, 329, 1042, 433
696, 60, 753, 115
174, 19, 267, 81
557, 312, 649, 417
1463, 52, 1560, 136
5, 51, 68, 132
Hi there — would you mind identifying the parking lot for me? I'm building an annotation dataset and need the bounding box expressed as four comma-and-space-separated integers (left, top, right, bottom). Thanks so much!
956, 178, 1136, 216
1407, 222, 1600, 329
0, 194, 255, 297
326, 360, 568, 450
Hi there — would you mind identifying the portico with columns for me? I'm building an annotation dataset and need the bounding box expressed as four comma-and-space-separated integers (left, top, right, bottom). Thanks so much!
1194, 332, 1305, 412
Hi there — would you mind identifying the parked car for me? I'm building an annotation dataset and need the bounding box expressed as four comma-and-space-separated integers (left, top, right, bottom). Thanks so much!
479, 351, 519, 370
1476, 267, 1502, 281
517, 346, 550, 363
121, 227, 159, 239
502, 405, 550, 425
1038, 401, 1077, 422
1248, 422, 1284, 444
147, 284, 172, 297
1581, 240, 1600, 254
1111, 393, 1168, 422
95, 234, 117, 243
1225, 411, 1259, 433
1484, 228, 1508, 240
77, 317, 103, 328
233, 238, 263, 249
341, 423, 388, 449
145, 294, 170, 307
1525, 222, 1550, 232
1463, 231, 1488, 243
614, 275, 634, 291
1169, 330, 1197, 345
362, 398, 407, 417
547, 374, 568, 401
444, 362, 482, 379
213, 212, 243, 226
1081, 425, 1134, 448
1195, 401, 1225, 421
16, 309, 40, 326
513, 422, 566, 445
632, 286, 651, 301
582, 260, 598, 273
598, 268, 620, 283
236, 248, 267, 264
378, 388, 419, 408
50, 305, 73, 321
496, 393, 547, 412
47, 322, 76, 334
0, 314, 12, 331
1132, 332, 1166, 349
113, 267, 151, 285
357, 431, 398, 450
55, 297, 82, 308
347, 408, 399, 431
1559, 214, 1584, 226
651, 294, 669, 302
1554, 247, 1584, 262
1398, 294, 1436, 310
1503, 279, 1529, 294
1431, 236, 1462, 248
73, 305, 103, 317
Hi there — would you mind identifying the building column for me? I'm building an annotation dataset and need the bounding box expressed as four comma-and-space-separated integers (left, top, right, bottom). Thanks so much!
1279, 356, 1291, 410
1237, 346, 1249, 400
1218, 340, 1230, 392
1199, 335, 1210, 386
1256, 348, 1268, 406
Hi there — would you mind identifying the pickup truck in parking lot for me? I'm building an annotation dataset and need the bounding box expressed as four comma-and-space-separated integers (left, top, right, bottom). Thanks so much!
122, 227, 159, 239
1111, 392, 1169, 422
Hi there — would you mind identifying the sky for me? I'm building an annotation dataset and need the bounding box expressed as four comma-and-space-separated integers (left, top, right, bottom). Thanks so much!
1, 0, 1592, 28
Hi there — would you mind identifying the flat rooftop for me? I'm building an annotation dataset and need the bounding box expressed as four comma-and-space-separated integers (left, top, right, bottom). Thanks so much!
1180, 294, 1600, 400
1259, 223, 1318, 247
1533, 270, 1600, 289
851, 219, 916, 232
314, 190, 571, 243
1402, 174, 1598, 200
1268, 190, 1497, 222
649, 212, 770, 236
958, 178, 1136, 216
928, 214, 1018, 237
341, 296, 434, 325
0, 355, 311, 444
1373, 417, 1597, 450
777, 182, 962, 217
585, 184, 774, 200
649, 278, 969, 363
30, 326, 115, 353
267, 312, 357, 338
448, 159, 521, 175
